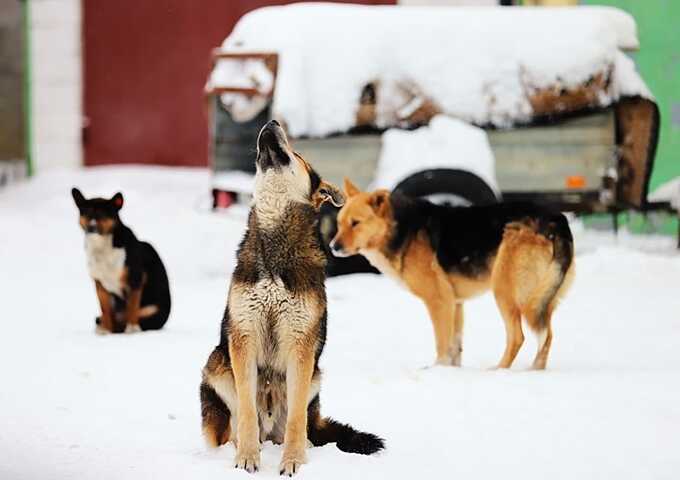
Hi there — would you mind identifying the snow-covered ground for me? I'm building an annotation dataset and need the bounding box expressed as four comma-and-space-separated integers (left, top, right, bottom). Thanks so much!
2, 167, 679, 479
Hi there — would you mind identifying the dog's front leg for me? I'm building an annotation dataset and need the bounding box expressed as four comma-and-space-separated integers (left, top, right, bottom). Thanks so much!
94, 280, 113, 332
424, 299, 456, 366
124, 287, 142, 332
95, 280, 114, 332
230, 331, 260, 472
280, 346, 314, 476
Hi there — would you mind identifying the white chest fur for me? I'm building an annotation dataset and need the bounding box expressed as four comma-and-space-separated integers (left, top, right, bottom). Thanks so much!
85, 234, 126, 297
229, 277, 319, 372
361, 248, 408, 289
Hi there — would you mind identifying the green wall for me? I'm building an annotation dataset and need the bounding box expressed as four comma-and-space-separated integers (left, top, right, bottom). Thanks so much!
584, 0, 680, 193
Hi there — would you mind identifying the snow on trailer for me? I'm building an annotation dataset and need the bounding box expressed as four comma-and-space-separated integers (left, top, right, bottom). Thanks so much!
206, 3, 659, 215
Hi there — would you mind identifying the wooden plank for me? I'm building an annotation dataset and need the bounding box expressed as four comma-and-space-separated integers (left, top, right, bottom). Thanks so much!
292, 135, 381, 189
487, 111, 615, 145
494, 144, 613, 191
212, 50, 278, 61
206, 86, 268, 97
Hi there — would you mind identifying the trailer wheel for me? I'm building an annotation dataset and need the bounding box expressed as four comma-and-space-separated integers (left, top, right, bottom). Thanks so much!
394, 168, 500, 206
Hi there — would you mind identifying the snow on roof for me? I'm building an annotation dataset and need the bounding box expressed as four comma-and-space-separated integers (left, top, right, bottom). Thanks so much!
209, 3, 651, 138
373, 115, 499, 195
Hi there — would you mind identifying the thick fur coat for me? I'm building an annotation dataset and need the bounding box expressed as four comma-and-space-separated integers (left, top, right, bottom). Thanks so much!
200, 121, 383, 476
331, 180, 574, 370
72, 189, 171, 333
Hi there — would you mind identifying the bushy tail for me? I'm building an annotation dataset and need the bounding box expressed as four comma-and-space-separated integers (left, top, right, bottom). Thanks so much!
309, 417, 385, 455
307, 395, 384, 455
535, 213, 575, 329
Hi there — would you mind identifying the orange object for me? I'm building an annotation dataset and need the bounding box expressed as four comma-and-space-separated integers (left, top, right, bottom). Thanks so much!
566, 175, 586, 189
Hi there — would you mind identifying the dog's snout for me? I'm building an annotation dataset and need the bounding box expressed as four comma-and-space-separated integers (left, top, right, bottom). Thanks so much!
261, 119, 282, 137
256, 119, 290, 169
258, 120, 285, 148
329, 238, 350, 258
330, 239, 343, 252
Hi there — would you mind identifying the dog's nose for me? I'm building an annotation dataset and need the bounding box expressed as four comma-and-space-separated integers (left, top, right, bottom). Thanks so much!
330, 239, 343, 252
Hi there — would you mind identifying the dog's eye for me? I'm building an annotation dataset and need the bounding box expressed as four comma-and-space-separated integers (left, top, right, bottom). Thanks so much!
351, 219, 360, 228
318, 188, 328, 196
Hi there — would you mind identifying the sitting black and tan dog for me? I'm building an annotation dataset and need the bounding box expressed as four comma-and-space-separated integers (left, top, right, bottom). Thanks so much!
199, 120, 383, 476
71, 188, 171, 333
331, 179, 574, 370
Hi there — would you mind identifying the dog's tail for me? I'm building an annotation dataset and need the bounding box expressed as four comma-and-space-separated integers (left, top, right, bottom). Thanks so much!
307, 395, 384, 455
534, 213, 575, 329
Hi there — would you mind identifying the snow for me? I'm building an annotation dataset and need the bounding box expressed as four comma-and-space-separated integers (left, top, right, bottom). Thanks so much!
209, 59, 273, 123
209, 3, 650, 137
211, 169, 256, 195
373, 115, 500, 195
2, 166, 680, 479
649, 176, 680, 210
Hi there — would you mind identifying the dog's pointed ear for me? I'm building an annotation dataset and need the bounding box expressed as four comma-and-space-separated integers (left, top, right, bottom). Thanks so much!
111, 192, 124, 210
313, 181, 345, 210
370, 189, 390, 217
343, 177, 360, 198
71, 188, 85, 208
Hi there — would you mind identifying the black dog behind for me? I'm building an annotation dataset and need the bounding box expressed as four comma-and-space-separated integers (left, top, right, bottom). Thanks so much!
72, 188, 171, 333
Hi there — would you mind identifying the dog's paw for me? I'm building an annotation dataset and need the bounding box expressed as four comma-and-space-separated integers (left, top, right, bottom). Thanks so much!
234, 449, 260, 473
94, 324, 109, 335
434, 355, 456, 367
279, 451, 306, 476
124, 324, 142, 334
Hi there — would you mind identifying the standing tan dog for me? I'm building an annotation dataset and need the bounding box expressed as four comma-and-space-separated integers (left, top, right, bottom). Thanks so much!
331, 179, 574, 370
200, 122, 383, 476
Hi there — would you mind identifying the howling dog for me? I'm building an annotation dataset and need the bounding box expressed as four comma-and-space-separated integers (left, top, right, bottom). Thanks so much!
71, 189, 171, 333
200, 121, 384, 476
331, 179, 574, 370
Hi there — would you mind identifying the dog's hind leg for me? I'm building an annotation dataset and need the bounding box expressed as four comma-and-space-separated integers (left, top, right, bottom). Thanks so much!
523, 259, 575, 370
138, 306, 169, 331
449, 302, 465, 366
200, 381, 232, 447
529, 322, 553, 371
494, 294, 524, 369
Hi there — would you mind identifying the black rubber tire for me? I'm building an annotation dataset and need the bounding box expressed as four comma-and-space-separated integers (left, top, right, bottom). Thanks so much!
394, 168, 500, 206
323, 169, 499, 277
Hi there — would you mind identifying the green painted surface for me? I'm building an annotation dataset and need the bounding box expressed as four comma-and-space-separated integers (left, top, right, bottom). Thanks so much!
584, 0, 680, 193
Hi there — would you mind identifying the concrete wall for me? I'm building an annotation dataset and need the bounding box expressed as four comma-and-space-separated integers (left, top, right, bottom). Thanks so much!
30, 0, 82, 172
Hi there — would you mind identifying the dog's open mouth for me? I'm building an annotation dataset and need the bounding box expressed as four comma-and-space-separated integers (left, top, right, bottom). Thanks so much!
256, 120, 291, 171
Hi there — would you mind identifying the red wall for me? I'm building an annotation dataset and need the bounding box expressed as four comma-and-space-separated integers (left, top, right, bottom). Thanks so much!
83, 0, 395, 167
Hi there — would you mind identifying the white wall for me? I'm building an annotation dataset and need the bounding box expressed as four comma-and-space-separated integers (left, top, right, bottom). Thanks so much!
30, 0, 82, 172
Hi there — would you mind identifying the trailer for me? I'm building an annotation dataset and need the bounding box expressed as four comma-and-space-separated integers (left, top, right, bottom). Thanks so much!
204, 4, 670, 272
